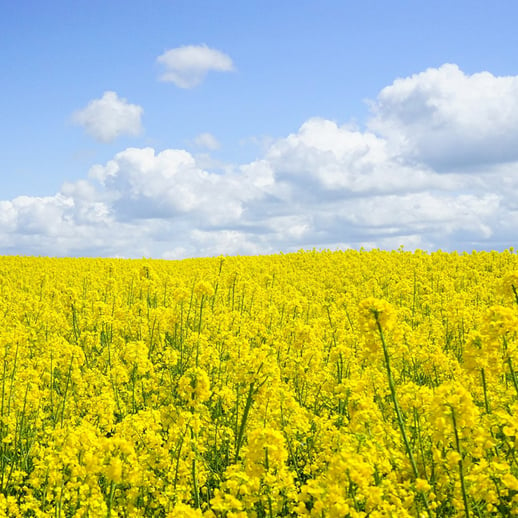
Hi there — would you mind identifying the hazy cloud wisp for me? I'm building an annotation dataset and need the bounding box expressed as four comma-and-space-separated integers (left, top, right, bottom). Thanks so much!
193, 133, 220, 150
157, 45, 234, 88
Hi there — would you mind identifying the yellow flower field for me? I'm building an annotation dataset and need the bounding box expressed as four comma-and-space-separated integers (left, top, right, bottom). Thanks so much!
0, 250, 518, 517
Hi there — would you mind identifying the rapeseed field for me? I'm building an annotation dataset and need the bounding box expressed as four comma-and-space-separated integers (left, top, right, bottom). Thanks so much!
0, 250, 517, 517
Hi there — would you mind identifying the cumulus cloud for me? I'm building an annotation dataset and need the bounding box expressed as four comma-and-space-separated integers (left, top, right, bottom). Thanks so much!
157, 45, 234, 88
87, 147, 258, 225
4, 64, 518, 257
265, 117, 462, 194
368, 64, 518, 170
72, 91, 143, 143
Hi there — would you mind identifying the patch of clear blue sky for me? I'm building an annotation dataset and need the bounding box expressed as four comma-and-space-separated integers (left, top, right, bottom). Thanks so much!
1, 0, 517, 199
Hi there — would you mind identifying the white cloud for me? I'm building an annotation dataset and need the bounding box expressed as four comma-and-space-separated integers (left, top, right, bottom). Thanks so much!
190, 229, 267, 257
368, 64, 518, 170
157, 45, 234, 88
4, 64, 518, 257
265, 117, 462, 194
1, 195, 74, 235
193, 132, 220, 150
88, 147, 255, 224
72, 91, 143, 143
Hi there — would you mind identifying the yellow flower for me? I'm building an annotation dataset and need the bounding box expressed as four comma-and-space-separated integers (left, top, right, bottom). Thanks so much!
358, 297, 396, 331
501, 271, 518, 302
167, 502, 204, 517
177, 367, 211, 407
105, 456, 123, 483
4, 250, 518, 515
194, 280, 214, 297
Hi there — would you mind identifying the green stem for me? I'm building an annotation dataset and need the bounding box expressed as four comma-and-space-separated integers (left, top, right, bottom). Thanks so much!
268, 494, 274, 518
374, 314, 432, 518
50, 352, 55, 424
413, 407, 428, 481
7, 343, 19, 415
60, 356, 74, 427
451, 407, 470, 518
375, 316, 418, 478
280, 404, 303, 483
191, 440, 200, 508
198, 296, 204, 335
235, 382, 256, 462
507, 357, 518, 398
173, 427, 187, 500
481, 368, 490, 413
107, 480, 115, 518
0, 357, 7, 491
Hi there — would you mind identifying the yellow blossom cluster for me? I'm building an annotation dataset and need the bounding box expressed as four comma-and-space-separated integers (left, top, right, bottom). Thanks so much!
0, 250, 518, 516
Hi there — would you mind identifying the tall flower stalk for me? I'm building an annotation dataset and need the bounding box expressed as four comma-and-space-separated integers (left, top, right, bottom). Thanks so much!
371, 306, 432, 518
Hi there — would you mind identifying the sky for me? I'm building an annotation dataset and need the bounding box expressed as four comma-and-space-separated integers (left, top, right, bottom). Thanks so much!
2, 1, 518, 258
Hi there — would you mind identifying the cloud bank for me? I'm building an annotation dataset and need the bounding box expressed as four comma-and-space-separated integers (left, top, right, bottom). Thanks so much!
157, 45, 234, 88
4, 64, 518, 258
72, 91, 143, 143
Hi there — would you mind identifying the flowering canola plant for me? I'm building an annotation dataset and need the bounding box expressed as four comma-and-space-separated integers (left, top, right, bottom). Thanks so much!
0, 249, 517, 517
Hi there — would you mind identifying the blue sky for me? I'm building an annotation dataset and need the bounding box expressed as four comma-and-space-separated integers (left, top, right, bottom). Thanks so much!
2, 1, 518, 257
